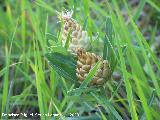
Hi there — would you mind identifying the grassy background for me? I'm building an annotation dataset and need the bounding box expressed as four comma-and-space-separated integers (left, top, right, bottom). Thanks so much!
0, 0, 160, 119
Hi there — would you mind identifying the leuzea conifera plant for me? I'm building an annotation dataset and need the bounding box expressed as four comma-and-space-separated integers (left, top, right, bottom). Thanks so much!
47, 10, 112, 86
76, 48, 111, 85
58, 10, 90, 54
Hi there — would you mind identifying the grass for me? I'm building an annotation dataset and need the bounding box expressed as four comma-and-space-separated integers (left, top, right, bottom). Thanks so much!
0, 0, 160, 119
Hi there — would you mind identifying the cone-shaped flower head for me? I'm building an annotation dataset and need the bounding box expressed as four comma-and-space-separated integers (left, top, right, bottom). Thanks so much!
76, 48, 111, 85
58, 10, 90, 54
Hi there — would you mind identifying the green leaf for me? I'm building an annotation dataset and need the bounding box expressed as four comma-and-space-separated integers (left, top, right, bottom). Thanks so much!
103, 17, 117, 72
82, 16, 88, 30
105, 17, 113, 41
50, 45, 69, 55
48, 40, 68, 55
46, 52, 77, 83
65, 29, 72, 49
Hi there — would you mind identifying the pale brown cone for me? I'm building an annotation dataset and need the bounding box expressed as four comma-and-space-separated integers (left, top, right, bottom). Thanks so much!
59, 11, 90, 54
76, 48, 111, 85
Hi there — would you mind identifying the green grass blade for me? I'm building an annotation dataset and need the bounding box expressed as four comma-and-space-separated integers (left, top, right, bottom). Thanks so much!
1, 20, 18, 119
82, 16, 88, 30
91, 92, 123, 120
132, 75, 152, 120
133, 0, 146, 21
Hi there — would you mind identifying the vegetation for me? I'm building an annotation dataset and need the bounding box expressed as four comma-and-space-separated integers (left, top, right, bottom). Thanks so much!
0, 0, 160, 119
